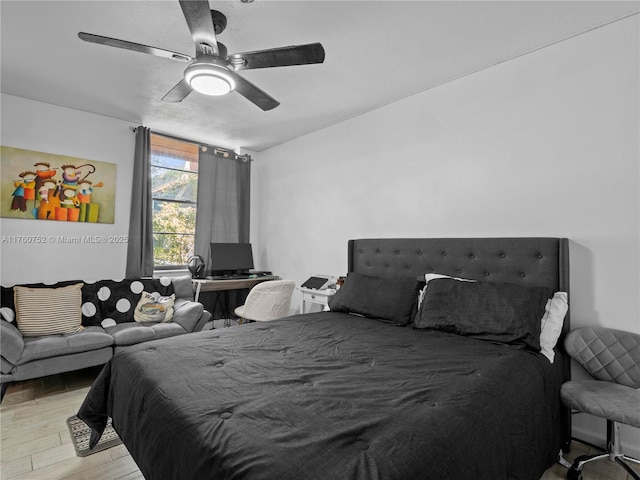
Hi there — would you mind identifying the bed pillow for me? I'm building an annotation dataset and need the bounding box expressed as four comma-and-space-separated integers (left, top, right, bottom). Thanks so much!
420, 275, 568, 361
418, 273, 476, 309
133, 292, 175, 323
416, 278, 554, 350
540, 292, 568, 363
328, 272, 420, 325
14, 283, 84, 337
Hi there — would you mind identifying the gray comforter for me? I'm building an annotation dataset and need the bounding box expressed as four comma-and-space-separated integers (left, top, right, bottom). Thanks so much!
78, 311, 564, 480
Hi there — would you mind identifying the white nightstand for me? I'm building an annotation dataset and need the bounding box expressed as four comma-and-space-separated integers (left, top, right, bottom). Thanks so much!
299, 287, 336, 314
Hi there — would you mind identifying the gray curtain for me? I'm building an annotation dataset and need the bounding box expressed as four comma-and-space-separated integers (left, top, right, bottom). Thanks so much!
125, 126, 154, 278
194, 149, 251, 271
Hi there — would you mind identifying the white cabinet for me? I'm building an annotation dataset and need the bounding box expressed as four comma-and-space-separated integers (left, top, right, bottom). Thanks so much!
299, 287, 336, 314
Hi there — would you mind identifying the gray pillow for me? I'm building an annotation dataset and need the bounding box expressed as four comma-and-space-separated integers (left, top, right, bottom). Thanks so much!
328, 272, 420, 325
171, 275, 195, 301
415, 278, 553, 350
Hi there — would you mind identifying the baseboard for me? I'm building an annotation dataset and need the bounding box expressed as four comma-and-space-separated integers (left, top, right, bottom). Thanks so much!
572, 424, 640, 460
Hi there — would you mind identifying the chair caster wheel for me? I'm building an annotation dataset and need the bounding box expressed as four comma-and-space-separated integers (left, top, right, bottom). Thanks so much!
567, 467, 582, 480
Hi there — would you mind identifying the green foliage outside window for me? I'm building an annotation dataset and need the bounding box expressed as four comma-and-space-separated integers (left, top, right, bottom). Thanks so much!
152, 201, 196, 266
151, 153, 198, 267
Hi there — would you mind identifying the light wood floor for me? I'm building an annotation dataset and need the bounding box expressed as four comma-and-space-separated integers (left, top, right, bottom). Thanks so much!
1, 367, 638, 480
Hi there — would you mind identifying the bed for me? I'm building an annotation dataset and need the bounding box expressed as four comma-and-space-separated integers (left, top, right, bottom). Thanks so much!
79, 237, 571, 480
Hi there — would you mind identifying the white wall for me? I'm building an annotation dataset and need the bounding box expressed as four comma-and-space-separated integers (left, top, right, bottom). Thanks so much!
1, 94, 135, 284
0, 94, 263, 284
255, 16, 639, 453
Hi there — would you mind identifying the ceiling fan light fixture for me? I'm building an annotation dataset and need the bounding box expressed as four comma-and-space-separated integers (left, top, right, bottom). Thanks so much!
185, 63, 236, 96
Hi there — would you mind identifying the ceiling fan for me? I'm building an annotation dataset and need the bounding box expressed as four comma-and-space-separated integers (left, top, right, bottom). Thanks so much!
78, 0, 325, 111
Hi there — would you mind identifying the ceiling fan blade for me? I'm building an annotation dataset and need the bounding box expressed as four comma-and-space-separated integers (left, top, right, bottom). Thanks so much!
179, 0, 219, 56
231, 74, 280, 111
78, 32, 192, 62
229, 43, 325, 71
162, 79, 193, 103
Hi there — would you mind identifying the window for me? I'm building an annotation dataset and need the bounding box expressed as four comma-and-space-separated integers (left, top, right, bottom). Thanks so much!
150, 134, 199, 268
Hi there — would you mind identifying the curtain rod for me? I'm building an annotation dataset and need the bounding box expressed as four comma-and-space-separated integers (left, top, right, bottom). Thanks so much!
129, 126, 252, 163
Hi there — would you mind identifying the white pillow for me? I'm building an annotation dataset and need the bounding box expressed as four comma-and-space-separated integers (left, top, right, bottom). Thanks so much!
0, 307, 15, 323
424, 273, 477, 284
539, 292, 568, 363
133, 292, 175, 323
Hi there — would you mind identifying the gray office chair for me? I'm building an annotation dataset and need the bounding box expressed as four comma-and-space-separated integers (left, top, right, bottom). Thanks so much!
234, 280, 295, 323
560, 327, 640, 480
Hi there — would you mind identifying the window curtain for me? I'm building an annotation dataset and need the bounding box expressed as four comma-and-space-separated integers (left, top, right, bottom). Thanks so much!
194, 149, 251, 270
125, 126, 154, 278
194, 149, 251, 320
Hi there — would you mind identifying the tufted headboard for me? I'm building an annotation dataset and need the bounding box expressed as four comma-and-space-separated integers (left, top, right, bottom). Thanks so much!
347, 236, 571, 449
348, 237, 568, 290
347, 237, 570, 343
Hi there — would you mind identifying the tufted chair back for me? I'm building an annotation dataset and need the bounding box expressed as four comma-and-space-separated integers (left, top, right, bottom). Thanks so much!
560, 327, 640, 479
564, 327, 640, 389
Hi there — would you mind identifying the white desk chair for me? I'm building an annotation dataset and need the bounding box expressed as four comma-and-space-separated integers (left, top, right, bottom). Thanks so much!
234, 280, 295, 323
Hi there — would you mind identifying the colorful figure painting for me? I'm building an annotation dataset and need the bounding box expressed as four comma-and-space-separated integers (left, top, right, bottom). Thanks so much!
1, 146, 117, 224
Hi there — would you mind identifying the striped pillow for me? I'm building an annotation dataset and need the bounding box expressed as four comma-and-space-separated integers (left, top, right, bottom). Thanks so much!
14, 283, 84, 337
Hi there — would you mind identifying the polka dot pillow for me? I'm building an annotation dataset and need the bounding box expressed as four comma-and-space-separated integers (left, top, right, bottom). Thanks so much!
81, 278, 175, 328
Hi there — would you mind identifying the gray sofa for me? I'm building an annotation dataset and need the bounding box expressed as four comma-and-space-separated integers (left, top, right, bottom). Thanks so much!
0, 275, 210, 396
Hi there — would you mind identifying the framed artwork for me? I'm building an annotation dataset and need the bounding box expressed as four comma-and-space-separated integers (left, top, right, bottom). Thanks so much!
1, 146, 117, 224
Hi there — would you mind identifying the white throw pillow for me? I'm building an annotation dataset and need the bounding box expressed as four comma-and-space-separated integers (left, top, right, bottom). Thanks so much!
134, 292, 175, 323
539, 292, 568, 363
0, 307, 15, 323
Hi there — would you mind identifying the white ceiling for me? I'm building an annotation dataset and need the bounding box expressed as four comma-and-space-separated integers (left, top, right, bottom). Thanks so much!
1, 1, 638, 151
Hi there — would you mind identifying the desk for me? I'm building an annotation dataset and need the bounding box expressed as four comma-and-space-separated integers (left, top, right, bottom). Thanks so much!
299, 287, 336, 314
193, 276, 279, 302
193, 276, 280, 327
